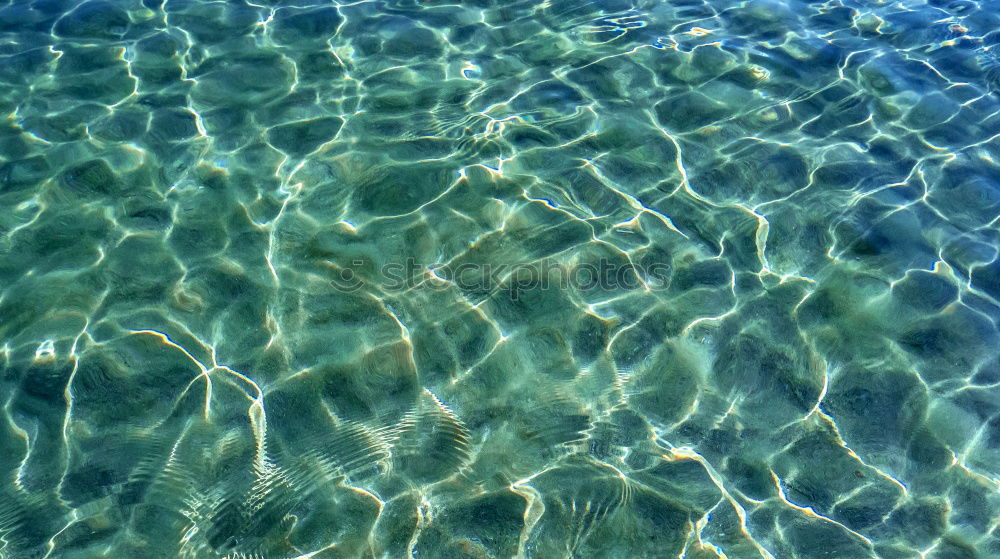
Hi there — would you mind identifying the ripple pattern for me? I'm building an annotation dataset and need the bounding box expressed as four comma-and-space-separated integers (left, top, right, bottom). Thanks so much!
1, 0, 999, 557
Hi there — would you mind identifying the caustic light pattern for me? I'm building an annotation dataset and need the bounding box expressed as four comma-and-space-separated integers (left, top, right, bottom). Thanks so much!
0, 0, 999, 557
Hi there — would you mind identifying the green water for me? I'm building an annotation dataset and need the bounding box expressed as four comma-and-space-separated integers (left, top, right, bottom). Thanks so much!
1, 0, 999, 557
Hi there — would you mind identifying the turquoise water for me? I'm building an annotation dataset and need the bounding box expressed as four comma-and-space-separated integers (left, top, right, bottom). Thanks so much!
1, 0, 999, 557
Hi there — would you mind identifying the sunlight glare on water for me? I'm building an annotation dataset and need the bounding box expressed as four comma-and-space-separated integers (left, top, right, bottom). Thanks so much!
0, 0, 999, 557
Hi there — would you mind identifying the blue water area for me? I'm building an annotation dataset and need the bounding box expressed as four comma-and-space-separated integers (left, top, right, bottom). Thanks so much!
1, 0, 999, 557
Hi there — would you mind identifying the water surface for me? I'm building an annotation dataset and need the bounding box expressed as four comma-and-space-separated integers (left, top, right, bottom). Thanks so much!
1, 0, 999, 557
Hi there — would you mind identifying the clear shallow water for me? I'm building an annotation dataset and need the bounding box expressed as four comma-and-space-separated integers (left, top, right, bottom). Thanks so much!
1, 0, 999, 557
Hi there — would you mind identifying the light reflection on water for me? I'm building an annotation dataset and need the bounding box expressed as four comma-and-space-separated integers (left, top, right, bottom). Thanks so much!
0, 0, 998, 557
